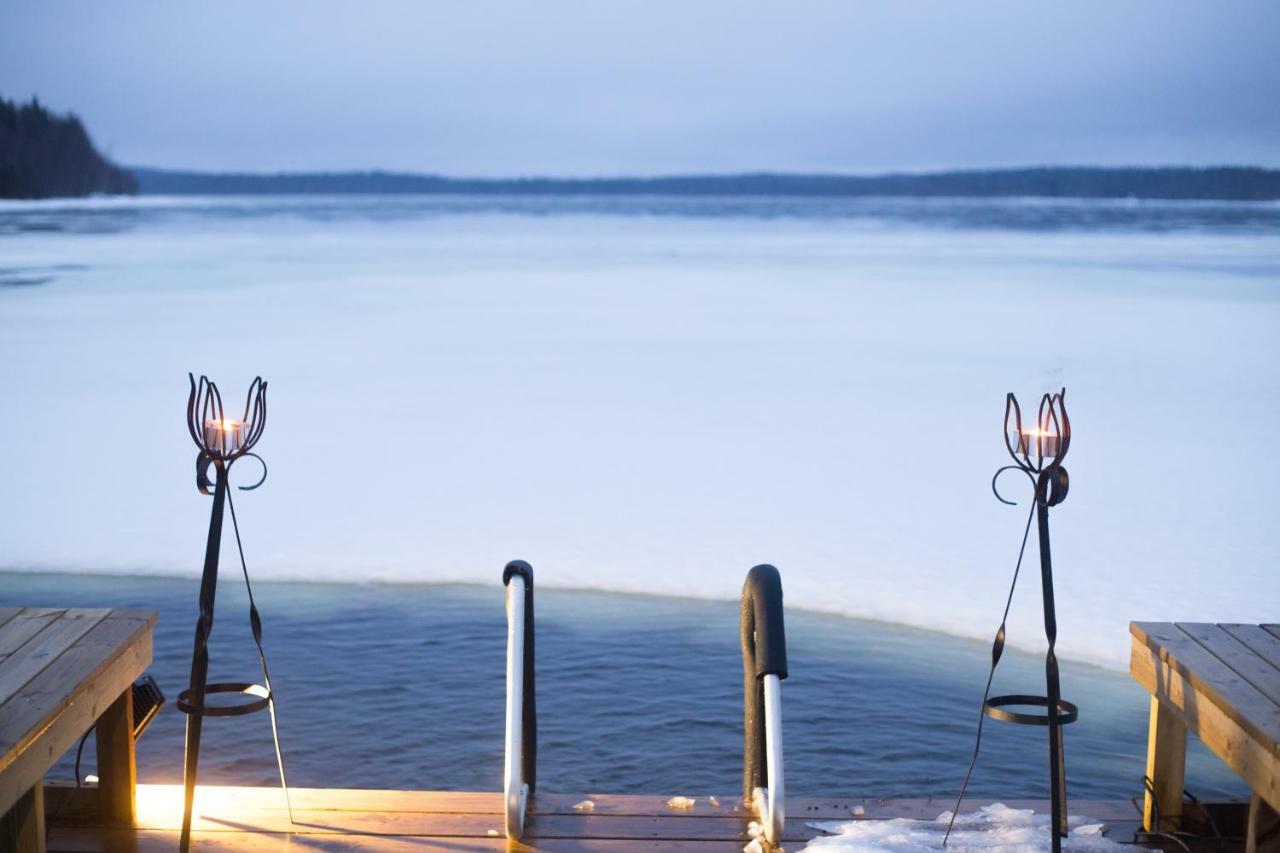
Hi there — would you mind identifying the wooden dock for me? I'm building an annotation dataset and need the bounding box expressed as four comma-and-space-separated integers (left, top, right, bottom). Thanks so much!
1130, 622, 1279, 850
4, 607, 1259, 850
0, 608, 156, 852
39, 783, 1215, 851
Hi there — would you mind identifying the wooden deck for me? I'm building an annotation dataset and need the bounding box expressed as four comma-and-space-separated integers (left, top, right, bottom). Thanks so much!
38, 784, 1188, 851
1130, 622, 1279, 850
0, 607, 156, 851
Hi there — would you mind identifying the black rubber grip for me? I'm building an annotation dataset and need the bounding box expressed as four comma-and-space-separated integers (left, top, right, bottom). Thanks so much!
741, 563, 788, 679
503, 559, 533, 586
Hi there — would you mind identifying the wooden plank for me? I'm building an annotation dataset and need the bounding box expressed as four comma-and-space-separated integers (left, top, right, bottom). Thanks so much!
121, 784, 1138, 821
42, 815, 1191, 852
0, 608, 24, 631
0, 615, 153, 817
1142, 694, 1187, 832
47, 827, 754, 852
1178, 623, 1280, 706
1132, 636, 1279, 812
91, 784, 499, 817
0, 609, 110, 708
539, 794, 1138, 821
109, 786, 1147, 842
0, 781, 46, 853
42, 826, 1179, 853
94, 687, 135, 823
1223, 624, 1280, 673
543, 814, 816, 842
1247, 790, 1280, 853
0, 613, 155, 769
43, 788, 1169, 851
132, 804, 817, 842
1131, 622, 1280, 752
0, 608, 64, 662
1098, 819, 1144, 843
95, 784, 1138, 822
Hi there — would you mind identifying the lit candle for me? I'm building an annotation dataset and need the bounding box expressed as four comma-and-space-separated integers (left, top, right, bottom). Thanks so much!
204, 418, 248, 456
1019, 427, 1061, 459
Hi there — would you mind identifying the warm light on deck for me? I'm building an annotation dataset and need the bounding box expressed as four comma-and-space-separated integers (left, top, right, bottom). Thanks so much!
136, 783, 291, 830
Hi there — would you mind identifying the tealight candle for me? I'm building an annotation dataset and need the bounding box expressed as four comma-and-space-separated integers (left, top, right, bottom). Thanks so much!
204, 418, 248, 456
1020, 427, 1061, 459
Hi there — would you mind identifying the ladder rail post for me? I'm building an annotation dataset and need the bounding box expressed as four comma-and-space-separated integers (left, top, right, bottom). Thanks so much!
741, 564, 788, 846
502, 560, 535, 840
760, 672, 785, 840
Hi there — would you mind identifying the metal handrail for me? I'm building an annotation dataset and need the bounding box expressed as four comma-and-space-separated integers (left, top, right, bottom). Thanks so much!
502, 560, 537, 839
741, 564, 788, 846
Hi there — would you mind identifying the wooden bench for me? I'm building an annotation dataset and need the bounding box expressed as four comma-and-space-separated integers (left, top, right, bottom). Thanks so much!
1130, 621, 1280, 852
0, 607, 157, 852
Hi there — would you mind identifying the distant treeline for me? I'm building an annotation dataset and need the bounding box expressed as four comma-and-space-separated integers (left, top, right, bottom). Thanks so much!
3, 94, 1277, 202
0, 97, 137, 199
134, 165, 1280, 201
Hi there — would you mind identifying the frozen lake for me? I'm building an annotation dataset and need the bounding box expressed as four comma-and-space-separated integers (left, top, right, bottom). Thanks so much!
1, 194, 1277, 668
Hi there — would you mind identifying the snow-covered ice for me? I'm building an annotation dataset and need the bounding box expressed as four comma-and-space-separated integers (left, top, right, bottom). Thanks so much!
1, 197, 1276, 668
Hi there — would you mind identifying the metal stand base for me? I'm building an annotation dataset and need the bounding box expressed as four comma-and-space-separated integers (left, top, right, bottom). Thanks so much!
179, 456, 290, 852
948, 441, 1075, 852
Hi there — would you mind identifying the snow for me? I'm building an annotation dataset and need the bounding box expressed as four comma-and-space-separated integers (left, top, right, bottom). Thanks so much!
1, 198, 1277, 668
801, 803, 1123, 852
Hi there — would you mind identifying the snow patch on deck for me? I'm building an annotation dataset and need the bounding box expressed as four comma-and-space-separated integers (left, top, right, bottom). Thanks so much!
801, 803, 1122, 851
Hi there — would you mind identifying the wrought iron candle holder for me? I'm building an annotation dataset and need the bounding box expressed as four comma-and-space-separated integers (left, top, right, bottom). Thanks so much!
180, 374, 291, 852
947, 388, 1076, 852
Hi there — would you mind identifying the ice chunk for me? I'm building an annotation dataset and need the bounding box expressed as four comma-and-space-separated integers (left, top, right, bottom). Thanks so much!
801, 803, 1124, 851
572, 799, 595, 812
667, 796, 697, 809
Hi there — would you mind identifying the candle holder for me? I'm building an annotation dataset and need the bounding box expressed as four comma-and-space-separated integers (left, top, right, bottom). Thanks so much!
946, 388, 1076, 852
179, 374, 291, 852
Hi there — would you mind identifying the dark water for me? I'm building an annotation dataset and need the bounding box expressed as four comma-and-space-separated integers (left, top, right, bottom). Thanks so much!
0, 572, 1244, 802
2, 194, 1278, 240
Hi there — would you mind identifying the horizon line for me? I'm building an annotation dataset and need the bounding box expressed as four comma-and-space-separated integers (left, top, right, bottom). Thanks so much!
128, 163, 1278, 181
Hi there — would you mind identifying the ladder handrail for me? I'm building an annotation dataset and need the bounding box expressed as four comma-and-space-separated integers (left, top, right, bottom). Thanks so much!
741, 563, 788, 846
502, 560, 536, 840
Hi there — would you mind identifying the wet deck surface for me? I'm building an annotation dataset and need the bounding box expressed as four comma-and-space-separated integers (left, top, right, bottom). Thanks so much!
41, 783, 1225, 851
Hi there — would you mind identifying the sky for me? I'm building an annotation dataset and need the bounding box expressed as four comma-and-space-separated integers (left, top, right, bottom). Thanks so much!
3, 1, 1279, 176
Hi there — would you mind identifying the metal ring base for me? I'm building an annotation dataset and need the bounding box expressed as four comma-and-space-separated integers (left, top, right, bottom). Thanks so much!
983, 694, 1078, 726
178, 682, 271, 717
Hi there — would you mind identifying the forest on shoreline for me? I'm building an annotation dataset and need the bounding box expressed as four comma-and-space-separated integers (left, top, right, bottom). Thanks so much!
0, 97, 136, 199
4, 95, 1278, 201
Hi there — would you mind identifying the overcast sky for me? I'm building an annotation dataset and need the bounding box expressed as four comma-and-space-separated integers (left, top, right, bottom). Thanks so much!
4, 1, 1278, 176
